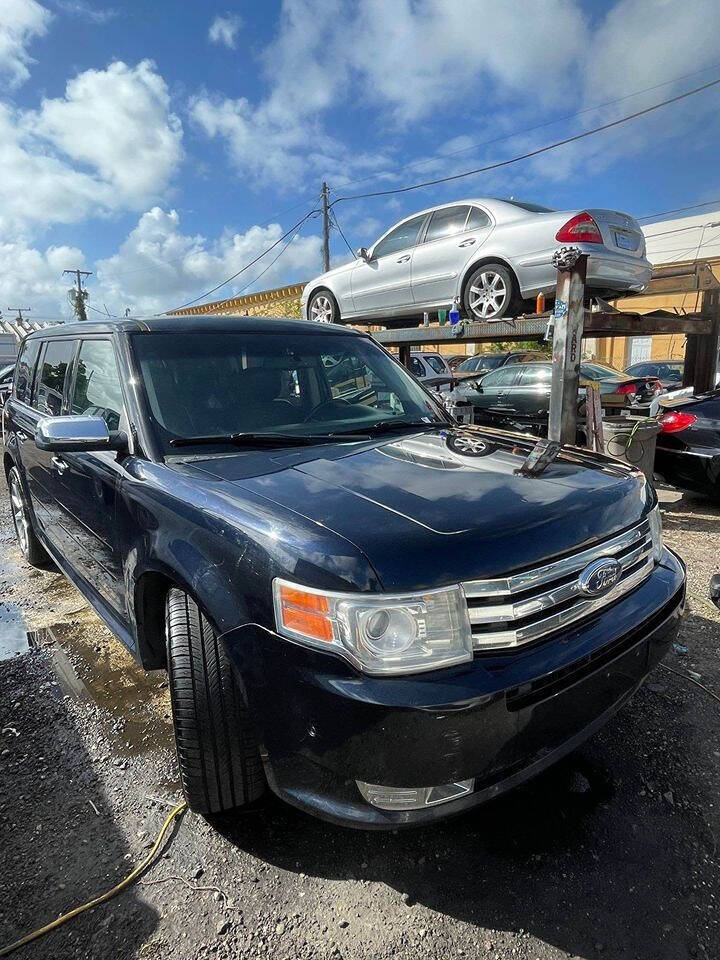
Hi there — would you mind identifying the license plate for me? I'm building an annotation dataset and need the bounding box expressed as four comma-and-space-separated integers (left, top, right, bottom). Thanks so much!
614, 231, 634, 250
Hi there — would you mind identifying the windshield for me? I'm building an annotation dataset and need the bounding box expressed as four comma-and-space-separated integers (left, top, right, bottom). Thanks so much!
457, 353, 505, 372
132, 331, 447, 454
423, 355, 447, 374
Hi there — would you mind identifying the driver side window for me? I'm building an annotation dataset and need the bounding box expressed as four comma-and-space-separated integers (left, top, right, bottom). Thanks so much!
71, 339, 124, 432
372, 215, 426, 260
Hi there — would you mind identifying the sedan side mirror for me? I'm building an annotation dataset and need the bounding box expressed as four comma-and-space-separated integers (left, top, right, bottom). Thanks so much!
356, 247, 370, 261
35, 416, 127, 453
710, 574, 720, 609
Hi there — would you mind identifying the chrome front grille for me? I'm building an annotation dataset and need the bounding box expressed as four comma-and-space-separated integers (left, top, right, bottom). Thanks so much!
463, 520, 655, 651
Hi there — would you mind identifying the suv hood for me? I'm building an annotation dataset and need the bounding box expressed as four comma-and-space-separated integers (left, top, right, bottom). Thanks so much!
188, 428, 649, 592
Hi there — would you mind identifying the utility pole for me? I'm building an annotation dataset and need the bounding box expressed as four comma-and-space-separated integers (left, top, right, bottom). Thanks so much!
321, 181, 331, 273
7, 307, 31, 322
548, 247, 587, 446
63, 268, 92, 322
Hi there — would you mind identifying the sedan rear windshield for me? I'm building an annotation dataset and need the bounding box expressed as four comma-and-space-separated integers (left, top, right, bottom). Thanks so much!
132, 331, 447, 454
494, 199, 556, 213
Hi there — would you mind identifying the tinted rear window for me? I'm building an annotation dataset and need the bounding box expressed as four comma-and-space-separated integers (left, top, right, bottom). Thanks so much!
495, 199, 555, 213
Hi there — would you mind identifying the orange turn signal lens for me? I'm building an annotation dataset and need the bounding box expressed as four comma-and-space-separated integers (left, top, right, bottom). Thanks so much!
277, 583, 334, 643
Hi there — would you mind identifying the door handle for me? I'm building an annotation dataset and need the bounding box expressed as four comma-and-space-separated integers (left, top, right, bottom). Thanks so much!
396, 255, 411, 263
51, 456, 68, 475
459, 238, 476, 247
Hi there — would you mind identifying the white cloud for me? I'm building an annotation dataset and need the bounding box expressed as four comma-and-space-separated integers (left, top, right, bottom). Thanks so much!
53, 1, 119, 24
0, 0, 50, 89
0, 239, 86, 317
95, 207, 322, 314
208, 13, 242, 49
0, 60, 183, 233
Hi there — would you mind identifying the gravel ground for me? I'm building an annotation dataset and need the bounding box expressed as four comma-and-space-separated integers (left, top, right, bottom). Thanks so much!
0, 475, 718, 960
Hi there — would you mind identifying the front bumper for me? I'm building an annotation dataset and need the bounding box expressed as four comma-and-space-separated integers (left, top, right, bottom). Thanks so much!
221, 549, 685, 828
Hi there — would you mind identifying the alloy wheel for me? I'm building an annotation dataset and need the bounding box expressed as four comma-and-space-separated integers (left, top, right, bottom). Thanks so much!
468, 271, 508, 319
10, 473, 29, 557
310, 294, 334, 323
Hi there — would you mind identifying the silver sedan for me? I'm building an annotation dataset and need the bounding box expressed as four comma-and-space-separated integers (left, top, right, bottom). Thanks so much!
302, 198, 651, 326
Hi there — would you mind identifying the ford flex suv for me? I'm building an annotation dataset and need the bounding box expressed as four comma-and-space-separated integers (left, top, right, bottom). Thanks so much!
3, 316, 684, 828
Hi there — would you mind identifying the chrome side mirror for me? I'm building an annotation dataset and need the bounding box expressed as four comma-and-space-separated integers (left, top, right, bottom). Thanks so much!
356, 247, 370, 261
35, 416, 127, 453
710, 574, 720, 610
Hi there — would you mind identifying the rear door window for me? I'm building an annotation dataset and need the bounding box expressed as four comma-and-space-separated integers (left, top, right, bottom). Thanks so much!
423, 206, 471, 243
424, 355, 446, 374
71, 339, 124, 431
15, 339, 40, 404
34, 340, 75, 416
466, 206, 492, 230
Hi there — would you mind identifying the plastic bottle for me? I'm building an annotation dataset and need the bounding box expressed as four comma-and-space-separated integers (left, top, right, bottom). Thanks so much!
449, 298, 460, 325
423, 311, 430, 327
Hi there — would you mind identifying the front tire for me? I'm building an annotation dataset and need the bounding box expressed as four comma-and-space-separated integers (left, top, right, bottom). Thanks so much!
463, 263, 518, 321
8, 466, 48, 567
166, 588, 265, 814
308, 289, 339, 324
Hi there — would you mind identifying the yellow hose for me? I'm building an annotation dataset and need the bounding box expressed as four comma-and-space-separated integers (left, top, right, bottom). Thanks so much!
0, 801, 187, 958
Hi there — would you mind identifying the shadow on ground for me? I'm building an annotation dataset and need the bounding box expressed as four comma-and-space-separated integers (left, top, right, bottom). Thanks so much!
0, 649, 160, 959
214, 684, 715, 960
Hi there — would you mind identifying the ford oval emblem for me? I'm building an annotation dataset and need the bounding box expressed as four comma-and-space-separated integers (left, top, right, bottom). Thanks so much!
578, 557, 622, 596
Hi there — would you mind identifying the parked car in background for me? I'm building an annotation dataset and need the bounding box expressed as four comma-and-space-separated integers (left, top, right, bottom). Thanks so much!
407, 351, 453, 384
455, 350, 549, 375
303, 198, 651, 327
446, 354, 467, 370
655, 390, 720, 500
626, 359, 684, 389
0, 363, 15, 404
453, 361, 663, 420
4, 316, 683, 828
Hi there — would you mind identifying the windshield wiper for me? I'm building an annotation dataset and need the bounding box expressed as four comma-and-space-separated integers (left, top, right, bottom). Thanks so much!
169, 431, 373, 449
358, 419, 447, 435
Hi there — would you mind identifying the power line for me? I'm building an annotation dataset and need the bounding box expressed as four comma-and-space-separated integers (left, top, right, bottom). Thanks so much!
637, 198, 720, 222
330, 76, 720, 206
327, 62, 720, 196
165, 208, 320, 313
229, 229, 304, 300
330, 210, 356, 258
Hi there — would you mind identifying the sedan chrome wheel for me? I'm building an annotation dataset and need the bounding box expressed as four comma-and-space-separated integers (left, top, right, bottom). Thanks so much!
468, 271, 509, 319
309, 293, 335, 323
9, 472, 29, 557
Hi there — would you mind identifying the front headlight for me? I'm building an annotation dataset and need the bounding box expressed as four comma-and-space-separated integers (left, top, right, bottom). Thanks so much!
648, 504, 663, 562
273, 579, 473, 675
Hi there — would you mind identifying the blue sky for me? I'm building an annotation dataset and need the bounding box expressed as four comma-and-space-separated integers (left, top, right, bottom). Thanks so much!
1, 0, 720, 317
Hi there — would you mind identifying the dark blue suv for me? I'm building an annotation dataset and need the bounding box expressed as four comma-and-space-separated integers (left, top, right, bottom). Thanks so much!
3, 316, 685, 828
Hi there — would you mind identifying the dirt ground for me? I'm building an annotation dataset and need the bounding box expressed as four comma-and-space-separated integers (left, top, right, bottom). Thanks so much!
0, 475, 718, 960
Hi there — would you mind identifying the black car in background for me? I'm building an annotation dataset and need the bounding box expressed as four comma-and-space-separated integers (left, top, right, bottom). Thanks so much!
655, 390, 720, 500
0, 363, 15, 405
454, 349, 549, 375
626, 359, 684, 389
454, 360, 662, 420
3, 316, 684, 828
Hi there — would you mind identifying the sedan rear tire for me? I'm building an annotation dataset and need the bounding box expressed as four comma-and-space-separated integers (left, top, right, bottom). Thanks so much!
463, 263, 517, 321
166, 588, 265, 814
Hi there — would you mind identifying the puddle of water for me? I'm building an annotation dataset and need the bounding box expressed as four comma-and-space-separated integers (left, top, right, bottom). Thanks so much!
0, 602, 30, 661
33, 622, 174, 759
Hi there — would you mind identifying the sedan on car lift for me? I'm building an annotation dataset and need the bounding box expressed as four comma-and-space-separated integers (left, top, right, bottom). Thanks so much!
302, 198, 651, 327
655, 390, 720, 500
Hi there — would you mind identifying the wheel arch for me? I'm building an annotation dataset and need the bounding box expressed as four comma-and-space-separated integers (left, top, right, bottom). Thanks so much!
305, 285, 340, 322
133, 566, 224, 671
459, 256, 521, 310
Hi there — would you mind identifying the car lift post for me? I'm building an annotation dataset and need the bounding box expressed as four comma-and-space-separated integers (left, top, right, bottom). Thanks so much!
548, 247, 588, 446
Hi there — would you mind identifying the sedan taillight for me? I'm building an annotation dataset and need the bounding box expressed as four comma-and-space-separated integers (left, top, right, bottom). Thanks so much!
616, 383, 637, 395
555, 212, 603, 244
659, 411, 697, 433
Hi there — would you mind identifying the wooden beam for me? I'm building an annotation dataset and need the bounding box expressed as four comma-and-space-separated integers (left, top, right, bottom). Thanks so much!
548, 252, 586, 445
